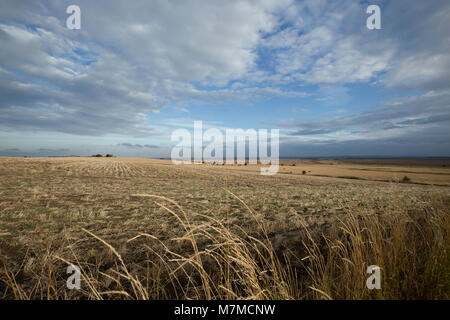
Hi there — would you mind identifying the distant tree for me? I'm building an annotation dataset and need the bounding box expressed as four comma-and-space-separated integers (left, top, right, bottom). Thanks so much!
92, 154, 103, 157
105, 154, 113, 157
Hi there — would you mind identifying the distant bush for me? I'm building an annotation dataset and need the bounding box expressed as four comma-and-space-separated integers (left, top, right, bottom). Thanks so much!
291, 163, 296, 166
105, 154, 113, 157
402, 176, 411, 183
302, 170, 306, 175
92, 154, 103, 157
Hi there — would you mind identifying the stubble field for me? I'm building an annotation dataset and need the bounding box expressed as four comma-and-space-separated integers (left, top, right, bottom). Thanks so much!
0, 156, 448, 300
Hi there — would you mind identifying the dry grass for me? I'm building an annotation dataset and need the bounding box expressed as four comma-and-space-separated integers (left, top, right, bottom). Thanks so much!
302, 196, 449, 299
0, 157, 448, 299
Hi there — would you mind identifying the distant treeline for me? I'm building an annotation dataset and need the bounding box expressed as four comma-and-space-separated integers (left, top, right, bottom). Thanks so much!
92, 154, 114, 157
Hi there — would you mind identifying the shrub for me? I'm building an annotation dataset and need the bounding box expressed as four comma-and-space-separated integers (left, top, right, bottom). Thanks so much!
402, 176, 411, 183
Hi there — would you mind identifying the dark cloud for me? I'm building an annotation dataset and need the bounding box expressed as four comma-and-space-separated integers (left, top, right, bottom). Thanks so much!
117, 143, 158, 149
0, 148, 21, 156
276, 91, 450, 144
0, 147, 72, 157
280, 134, 450, 158
117, 143, 140, 148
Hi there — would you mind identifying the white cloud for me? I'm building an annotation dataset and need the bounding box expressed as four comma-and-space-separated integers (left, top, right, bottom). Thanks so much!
0, 0, 303, 136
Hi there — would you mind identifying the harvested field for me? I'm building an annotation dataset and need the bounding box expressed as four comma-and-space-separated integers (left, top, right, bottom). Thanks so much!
202, 158, 450, 186
0, 157, 449, 300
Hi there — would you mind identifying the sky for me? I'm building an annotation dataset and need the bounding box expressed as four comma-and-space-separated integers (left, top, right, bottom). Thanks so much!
0, 0, 449, 158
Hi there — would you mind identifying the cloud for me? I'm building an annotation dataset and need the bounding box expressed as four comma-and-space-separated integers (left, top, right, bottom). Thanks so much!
37, 148, 70, 153
0, 0, 295, 136
275, 90, 450, 144
117, 143, 159, 149
279, 134, 450, 158
380, 1, 450, 90
261, 0, 450, 90
260, 0, 394, 84
0, 0, 449, 157
0, 148, 70, 157
0, 148, 21, 154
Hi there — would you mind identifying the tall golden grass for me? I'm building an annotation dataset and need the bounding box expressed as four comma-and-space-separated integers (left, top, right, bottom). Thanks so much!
302, 195, 449, 299
1, 192, 448, 300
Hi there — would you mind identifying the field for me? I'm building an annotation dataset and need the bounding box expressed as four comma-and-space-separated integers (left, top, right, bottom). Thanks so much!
0, 156, 449, 299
